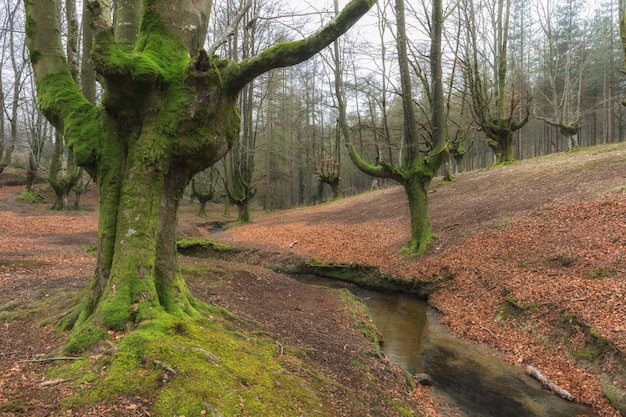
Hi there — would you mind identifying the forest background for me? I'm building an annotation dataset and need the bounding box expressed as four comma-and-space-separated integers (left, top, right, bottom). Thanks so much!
0, 0, 623, 212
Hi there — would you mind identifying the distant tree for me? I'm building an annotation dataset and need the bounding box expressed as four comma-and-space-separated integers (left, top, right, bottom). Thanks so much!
22, 103, 49, 197
620, 0, 626, 105
587, 0, 621, 144
217, 0, 261, 223
347, 0, 447, 255
1, 0, 23, 179
463, 0, 530, 163
190, 167, 218, 217
49, 0, 88, 210
533, 0, 589, 151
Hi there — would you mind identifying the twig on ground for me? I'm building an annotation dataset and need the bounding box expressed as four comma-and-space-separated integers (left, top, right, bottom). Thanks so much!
18, 357, 83, 364
480, 325, 497, 338
39, 377, 78, 387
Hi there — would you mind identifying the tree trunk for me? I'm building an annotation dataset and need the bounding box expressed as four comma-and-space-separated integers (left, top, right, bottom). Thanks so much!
25, 0, 376, 352
49, 131, 81, 211
236, 200, 251, 224
402, 177, 433, 256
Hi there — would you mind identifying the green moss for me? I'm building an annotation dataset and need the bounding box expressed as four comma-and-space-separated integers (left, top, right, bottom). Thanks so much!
0, 399, 32, 413
17, 188, 47, 203
589, 326, 609, 348
65, 324, 109, 354
600, 374, 626, 415
338, 289, 382, 353
56, 309, 330, 417
176, 238, 236, 258
394, 399, 422, 416
587, 267, 617, 279
35, 73, 101, 169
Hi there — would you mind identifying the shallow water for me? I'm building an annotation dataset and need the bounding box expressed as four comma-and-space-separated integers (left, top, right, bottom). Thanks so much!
294, 275, 595, 417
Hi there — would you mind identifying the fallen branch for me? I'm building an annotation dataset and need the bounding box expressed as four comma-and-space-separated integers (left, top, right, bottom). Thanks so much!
480, 325, 497, 339
18, 357, 83, 364
526, 365, 574, 401
40, 377, 78, 387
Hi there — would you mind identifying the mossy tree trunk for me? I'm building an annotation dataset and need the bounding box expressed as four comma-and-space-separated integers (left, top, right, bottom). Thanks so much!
190, 169, 217, 217
49, 0, 83, 211
347, 0, 446, 255
24, 0, 376, 351
538, 119, 581, 151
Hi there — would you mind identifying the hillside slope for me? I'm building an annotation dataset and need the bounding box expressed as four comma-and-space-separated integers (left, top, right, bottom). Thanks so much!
222, 143, 626, 417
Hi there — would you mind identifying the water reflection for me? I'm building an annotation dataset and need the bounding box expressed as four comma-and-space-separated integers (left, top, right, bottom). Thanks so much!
294, 274, 595, 417
352, 288, 427, 372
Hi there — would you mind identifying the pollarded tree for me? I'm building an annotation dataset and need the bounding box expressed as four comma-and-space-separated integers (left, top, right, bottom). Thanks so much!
23, 0, 376, 352
533, 0, 589, 151
347, 0, 447, 255
48, 0, 84, 210
463, 0, 530, 163
190, 167, 218, 217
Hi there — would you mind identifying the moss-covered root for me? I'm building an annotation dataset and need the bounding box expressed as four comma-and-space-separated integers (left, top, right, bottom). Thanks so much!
53, 310, 332, 417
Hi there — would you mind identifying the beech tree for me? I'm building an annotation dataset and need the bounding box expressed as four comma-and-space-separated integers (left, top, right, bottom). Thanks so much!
0, 0, 22, 179
534, 0, 589, 150
48, 0, 83, 210
463, 0, 530, 163
23, 0, 376, 351
190, 167, 218, 217
347, 0, 447, 255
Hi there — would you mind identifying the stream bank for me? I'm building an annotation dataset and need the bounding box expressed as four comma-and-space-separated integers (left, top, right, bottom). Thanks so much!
294, 274, 597, 417
178, 238, 624, 416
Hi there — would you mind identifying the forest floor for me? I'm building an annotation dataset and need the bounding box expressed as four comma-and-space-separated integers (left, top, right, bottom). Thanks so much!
0, 142, 625, 416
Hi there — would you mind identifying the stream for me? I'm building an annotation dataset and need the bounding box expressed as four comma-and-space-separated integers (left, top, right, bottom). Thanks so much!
294, 275, 596, 417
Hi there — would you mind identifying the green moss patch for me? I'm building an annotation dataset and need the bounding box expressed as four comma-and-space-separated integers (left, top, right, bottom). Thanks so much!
176, 238, 239, 258
337, 289, 382, 355
0, 288, 78, 322
53, 307, 331, 416
16, 188, 48, 204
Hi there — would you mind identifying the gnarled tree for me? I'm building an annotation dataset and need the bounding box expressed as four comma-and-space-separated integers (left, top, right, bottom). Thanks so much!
347, 0, 447, 255
534, 0, 589, 151
23, 0, 375, 351
463, 0, 530, 163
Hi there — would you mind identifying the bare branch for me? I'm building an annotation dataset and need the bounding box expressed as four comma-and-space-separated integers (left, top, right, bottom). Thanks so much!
225, 0, 376, 92
207, 0, 253, 57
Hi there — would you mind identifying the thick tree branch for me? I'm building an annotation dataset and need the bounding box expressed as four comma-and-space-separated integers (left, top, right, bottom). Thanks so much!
347, 144, 396, 180
23, 0, 94, 133
224, 0, 376, 92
